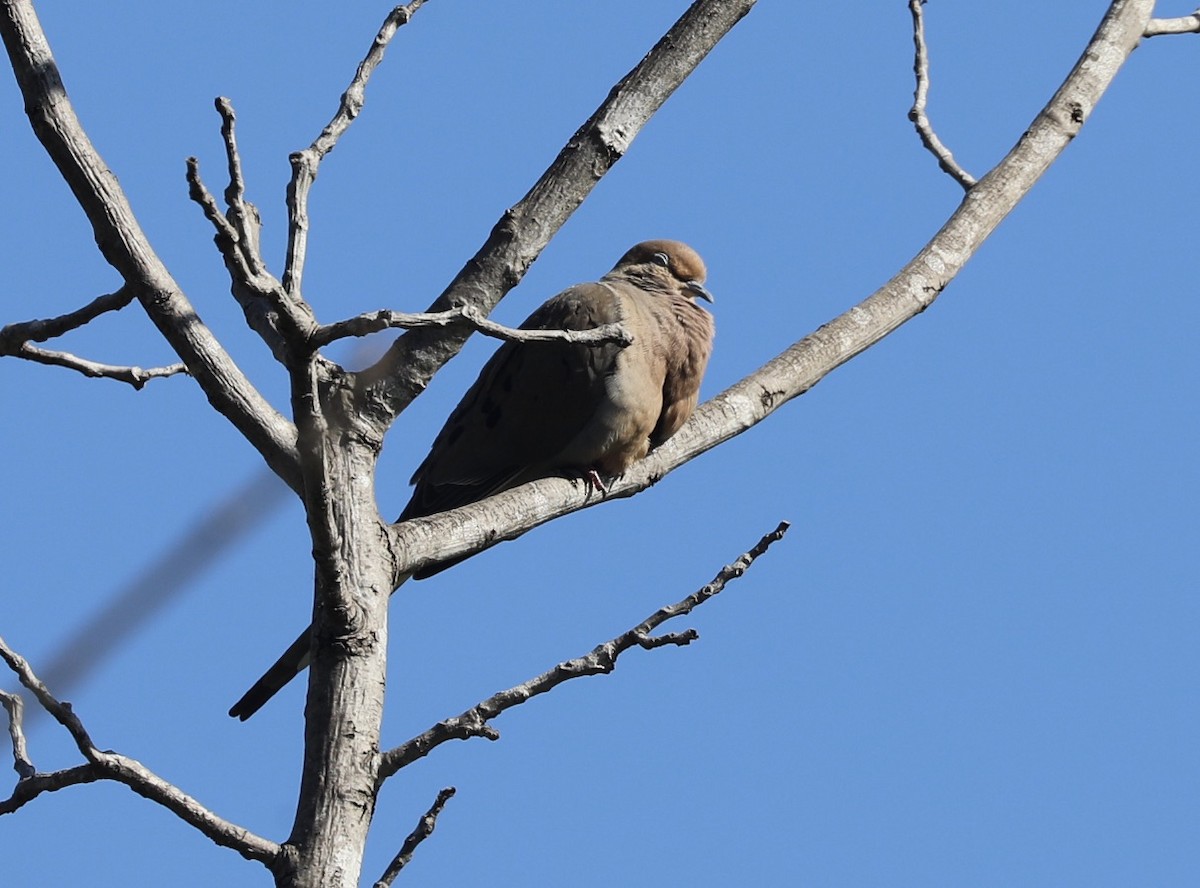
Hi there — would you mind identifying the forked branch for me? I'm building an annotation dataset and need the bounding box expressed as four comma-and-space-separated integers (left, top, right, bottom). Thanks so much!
0, 284, 186, 388
186, 145, 317, 365
0, 635, 279, 864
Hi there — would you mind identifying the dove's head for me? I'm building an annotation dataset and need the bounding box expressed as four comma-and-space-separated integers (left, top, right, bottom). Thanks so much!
610, 240, 714, 303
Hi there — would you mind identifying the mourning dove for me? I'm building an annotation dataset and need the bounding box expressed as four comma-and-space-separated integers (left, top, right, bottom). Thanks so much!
229, 240, 714, 719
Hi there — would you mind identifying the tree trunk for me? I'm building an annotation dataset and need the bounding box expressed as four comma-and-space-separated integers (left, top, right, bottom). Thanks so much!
277, 363, 394, 888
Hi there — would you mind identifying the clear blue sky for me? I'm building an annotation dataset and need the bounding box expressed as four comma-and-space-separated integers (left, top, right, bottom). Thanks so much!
3, 2, 1198, 885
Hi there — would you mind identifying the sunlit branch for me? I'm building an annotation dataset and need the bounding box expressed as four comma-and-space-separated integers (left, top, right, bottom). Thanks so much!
215, 97, 267, 278
907, 0, 976, 189
283, 0, 430, 298
1144, 11, 1200, 35
0, 285, 133, 347
0, 0, 302, 488
0, 690, 33, 779
9, 342, 188, 389
381, 0, 1155, 586
312, 305, 632, 349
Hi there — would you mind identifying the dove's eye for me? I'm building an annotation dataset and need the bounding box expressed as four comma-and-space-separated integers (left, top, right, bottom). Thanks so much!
652, 252, 670, 268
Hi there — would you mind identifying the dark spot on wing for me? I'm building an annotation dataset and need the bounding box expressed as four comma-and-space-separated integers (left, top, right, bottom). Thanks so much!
482, 395, 502, 428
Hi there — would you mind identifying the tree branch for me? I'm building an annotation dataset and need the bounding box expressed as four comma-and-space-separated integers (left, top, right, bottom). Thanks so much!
0, 690, 34, 779
379, 522, 789, 780
284, 0, 429, 299
384, 0, 1155, 583
357, 0, 756, 428
908, 0, 976, 189
1144, 11, 1200, 35
0, 0, 302, 491
282, 364, 395, 885
6, 342, 188, 388
0, 285, 133, 348
311, 304, 632, 349
186, 149, 316, 365
0, 763, 102, 814
0, 282, 186, 388
215, 96, 267, 279
0, 635, 280, 864
186, 156, 256, 282
372, 787, 456, 888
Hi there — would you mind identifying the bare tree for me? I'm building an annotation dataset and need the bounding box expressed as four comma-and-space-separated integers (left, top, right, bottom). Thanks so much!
2, 1, 1196, 885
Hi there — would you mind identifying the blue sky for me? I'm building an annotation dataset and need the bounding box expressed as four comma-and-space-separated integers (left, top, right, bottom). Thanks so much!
2, 2, 1198, 885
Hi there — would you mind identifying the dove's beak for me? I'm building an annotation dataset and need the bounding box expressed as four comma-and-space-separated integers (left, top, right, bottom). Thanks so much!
686, 280, 714, 303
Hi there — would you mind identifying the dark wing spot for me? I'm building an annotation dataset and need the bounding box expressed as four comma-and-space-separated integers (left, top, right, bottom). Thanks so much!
481, 396, 502, 429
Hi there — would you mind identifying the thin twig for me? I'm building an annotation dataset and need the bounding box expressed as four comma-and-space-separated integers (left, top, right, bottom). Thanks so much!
0, 286, 133, 349
907, 0, 976, 190
0, 636, 99, 760
186, 157, 255, 282
0, 691, 34, 779
0, 764, 101, 815
0, 297, 181, 388
11, 342, 188, 389
311, 305, 633, 349
379, 522, 790, 780
1144, 11, 1200, 35
215, 97, 266, 277
373, 787, 456, 887
0, 635, 279, 863
284, 1, 429, 298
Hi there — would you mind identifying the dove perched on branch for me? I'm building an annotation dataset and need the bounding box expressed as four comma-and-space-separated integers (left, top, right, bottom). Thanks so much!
229, 240, 714, 720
